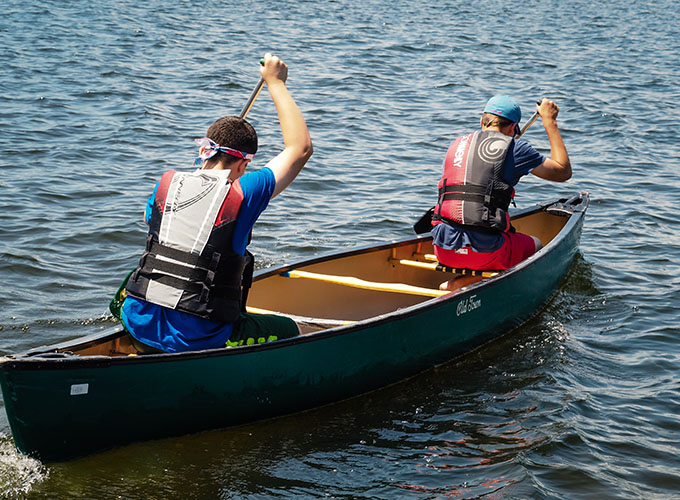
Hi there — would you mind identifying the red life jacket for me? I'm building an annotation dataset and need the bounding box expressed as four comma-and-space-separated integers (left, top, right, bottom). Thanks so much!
433, 130, 514, 233
126, 169, 251, 323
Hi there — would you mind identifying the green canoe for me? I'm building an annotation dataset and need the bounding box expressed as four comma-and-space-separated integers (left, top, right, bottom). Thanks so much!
0, 192, 589, 461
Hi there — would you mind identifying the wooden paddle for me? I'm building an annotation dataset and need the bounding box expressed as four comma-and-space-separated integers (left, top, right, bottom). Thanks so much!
515, 100, 543, 139
109, 60, 268, 320
239, 59, 266, 119
413, 99, 544, 235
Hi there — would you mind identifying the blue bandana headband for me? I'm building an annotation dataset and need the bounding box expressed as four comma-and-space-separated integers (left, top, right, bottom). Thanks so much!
193, 137, 255, 167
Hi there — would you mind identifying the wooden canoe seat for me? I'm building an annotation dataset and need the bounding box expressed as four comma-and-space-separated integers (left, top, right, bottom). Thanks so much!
412, 253, 438, 261
390, 258, 498, 278
279, 270, 449, 297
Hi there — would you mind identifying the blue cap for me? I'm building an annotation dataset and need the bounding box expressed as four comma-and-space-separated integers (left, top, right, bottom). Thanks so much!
483, 95, 521, 124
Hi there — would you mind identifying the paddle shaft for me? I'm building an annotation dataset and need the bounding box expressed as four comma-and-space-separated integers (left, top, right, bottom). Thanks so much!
239, 59, 266, 119
515, 100, 543, 139
239, 78, 265, 119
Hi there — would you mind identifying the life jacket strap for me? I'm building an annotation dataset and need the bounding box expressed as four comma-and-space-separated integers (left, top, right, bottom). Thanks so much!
239, 250, 255, 312
437, 183, 491, 204
137, 273, 241, 302
438, 183, 487, 196
431, 213, 505, 235
130, 237, 248, 304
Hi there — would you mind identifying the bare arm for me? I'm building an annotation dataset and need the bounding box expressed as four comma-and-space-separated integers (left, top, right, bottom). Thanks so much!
259, 53, 313, 199
530, 98, 572, 182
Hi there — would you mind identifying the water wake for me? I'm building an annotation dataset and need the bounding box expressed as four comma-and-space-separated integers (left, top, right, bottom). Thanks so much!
0, 434, 48, 499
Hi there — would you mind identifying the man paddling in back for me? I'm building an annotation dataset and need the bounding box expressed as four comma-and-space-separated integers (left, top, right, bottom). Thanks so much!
432, 96, 571, 290
121, 53, 313, 353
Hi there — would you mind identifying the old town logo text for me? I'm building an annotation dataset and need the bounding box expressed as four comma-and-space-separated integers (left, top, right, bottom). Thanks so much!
456, 295, 481, 316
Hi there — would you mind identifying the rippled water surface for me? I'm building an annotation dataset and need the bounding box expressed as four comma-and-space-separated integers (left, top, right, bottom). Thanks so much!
1, 0, 679, 498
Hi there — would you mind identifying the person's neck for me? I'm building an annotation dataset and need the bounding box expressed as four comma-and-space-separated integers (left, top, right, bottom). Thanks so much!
202, 160, 242, 182
482, 125, 502, 132
482, 125, 513, 137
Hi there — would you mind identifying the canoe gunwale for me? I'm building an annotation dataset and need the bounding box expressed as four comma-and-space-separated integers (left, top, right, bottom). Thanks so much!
0, 192, 589, 372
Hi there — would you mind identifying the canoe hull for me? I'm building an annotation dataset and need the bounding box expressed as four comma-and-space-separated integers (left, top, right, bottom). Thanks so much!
0, 192, 588, 461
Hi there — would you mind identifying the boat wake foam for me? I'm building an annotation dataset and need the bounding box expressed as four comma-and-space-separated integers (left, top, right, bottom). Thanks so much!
0, 434, 48, 498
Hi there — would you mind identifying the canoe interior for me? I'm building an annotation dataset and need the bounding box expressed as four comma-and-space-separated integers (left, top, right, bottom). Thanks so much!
63, 333, 139, 357
48, 207, 569, 358
248, 208, 568, 323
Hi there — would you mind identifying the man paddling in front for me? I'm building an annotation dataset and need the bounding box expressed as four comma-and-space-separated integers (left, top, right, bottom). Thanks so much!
121, 53, 313, 353
432, 96, 571, 291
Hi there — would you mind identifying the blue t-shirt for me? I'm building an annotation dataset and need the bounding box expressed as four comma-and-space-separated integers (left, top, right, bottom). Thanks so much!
432, 138, 545, 252
121, 167, 276, 352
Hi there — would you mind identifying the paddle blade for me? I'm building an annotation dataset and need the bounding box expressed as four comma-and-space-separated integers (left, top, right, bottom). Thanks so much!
413, 207, 435, 234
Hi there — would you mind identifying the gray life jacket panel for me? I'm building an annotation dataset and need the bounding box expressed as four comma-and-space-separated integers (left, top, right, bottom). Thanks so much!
433, 130, 515, 233
125, 168, 250, 322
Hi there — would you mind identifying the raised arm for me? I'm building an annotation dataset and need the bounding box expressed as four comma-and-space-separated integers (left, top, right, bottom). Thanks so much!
260, 53, 313, 199
530, 98, 572, 182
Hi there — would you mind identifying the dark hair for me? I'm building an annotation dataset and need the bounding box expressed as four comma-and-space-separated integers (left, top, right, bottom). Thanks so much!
481, 112, 515, 129
206, 116, 258, 165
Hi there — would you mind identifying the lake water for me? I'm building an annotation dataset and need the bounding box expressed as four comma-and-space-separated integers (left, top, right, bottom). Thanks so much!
1, 0, 679, 498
